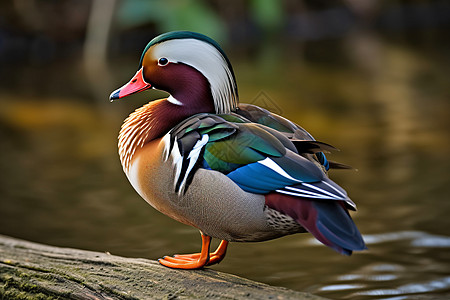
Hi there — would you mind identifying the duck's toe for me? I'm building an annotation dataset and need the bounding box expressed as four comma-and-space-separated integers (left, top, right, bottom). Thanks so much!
158, 254, 209, 269
158, 234, 213, 269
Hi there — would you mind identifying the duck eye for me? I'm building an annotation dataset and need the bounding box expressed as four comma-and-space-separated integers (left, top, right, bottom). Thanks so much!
158, 57, 169, 66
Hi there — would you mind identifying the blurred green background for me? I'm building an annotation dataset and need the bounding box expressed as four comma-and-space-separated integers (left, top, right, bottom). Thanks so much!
1, 1, 449, 299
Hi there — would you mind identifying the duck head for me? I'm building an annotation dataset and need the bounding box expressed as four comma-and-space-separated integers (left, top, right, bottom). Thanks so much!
110, 31, 239, 114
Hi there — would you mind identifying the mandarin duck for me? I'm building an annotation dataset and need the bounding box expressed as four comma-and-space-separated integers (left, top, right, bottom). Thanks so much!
110, 31, 366, 269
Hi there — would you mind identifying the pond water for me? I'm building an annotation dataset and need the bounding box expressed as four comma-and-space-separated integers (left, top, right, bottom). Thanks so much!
1, 50, 449, 299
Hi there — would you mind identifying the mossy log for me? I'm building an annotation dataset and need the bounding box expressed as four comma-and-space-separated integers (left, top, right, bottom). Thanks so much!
0, 235, 326, 299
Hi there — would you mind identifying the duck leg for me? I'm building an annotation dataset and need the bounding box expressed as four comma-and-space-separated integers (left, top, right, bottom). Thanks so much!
206, 240, 228, 265
158, 234, 229, 269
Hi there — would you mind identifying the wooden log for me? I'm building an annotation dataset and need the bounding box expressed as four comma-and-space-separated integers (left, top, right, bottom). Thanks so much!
0, 235, 326, 299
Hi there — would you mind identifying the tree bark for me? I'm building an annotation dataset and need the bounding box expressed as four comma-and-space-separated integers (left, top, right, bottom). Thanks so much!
0, 235, 325, 299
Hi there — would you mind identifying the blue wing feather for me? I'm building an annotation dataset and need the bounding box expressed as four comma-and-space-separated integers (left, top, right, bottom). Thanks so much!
226, 149, 356, 209
227, 161, 299, 194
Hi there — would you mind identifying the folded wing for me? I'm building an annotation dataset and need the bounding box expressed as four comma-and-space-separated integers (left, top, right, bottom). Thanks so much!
164, 113, 366, 254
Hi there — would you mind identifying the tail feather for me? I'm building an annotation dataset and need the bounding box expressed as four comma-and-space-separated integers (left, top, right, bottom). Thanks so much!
313, 200, 366, 254
265, 192, 366, 255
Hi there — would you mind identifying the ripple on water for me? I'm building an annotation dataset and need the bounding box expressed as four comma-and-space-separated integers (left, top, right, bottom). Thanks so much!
361, 231, 450, 248
353, 276, 450, 298
315, 231, 450, 299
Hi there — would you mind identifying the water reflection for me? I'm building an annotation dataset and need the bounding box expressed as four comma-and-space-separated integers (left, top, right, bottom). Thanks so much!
363, 231, 450, 248
356, 276, 450, 298
313, 231, 450, 299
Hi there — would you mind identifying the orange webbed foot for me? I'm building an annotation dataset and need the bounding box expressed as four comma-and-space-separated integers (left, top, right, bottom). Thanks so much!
158, 235, 229, 269
158, 254, 209, 269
